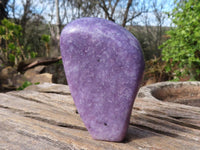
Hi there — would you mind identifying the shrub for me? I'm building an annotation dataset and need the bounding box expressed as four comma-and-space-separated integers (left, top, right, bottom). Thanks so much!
41, 34, 50, 57
0, 19, 37, 66
161, 0, 200, 80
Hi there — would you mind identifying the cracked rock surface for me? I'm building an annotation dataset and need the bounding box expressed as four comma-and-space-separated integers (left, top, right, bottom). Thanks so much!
0, 82, 200, 150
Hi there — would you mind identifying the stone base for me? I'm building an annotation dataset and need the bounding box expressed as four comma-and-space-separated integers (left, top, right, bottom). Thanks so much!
0, 82, 200, 149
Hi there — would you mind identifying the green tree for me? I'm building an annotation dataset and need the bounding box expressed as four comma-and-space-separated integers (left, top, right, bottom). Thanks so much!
161, 0, 200, 80
0, 19, 37, 66
41, 34, 50, 57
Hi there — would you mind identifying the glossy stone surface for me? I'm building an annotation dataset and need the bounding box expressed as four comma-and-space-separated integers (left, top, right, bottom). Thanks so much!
60, 17, 144, 142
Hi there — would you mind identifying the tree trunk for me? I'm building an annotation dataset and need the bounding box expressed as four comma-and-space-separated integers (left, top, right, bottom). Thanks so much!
55, 0, 61, 54
0, 0, 9, 22
122, 0, 132, 27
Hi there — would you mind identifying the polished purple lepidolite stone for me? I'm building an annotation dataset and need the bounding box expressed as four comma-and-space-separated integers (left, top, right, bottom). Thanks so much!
60, 17, 144, 142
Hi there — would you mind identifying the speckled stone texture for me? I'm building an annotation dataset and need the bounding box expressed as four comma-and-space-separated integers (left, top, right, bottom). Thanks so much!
60, 17, 144, 142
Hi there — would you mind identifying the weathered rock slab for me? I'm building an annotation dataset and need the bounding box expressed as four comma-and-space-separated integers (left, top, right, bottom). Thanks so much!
0, 82, 200, 149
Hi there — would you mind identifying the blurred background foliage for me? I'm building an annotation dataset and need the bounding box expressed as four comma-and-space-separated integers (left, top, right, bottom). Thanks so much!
161, 0, 200, 81
0, 0, 199, 84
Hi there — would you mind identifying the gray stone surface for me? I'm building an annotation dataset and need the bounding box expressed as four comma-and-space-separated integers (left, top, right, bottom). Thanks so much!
0, 82, 200, 149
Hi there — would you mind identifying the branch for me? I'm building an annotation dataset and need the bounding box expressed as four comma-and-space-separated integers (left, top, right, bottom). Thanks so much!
99, 0, 115, 22
111, 0, 120, 18
126, 12, 142, 23
122, 0, 133, 27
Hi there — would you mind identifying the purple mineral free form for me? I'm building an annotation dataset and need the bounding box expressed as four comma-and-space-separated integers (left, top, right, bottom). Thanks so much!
60, 17, 144, 142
